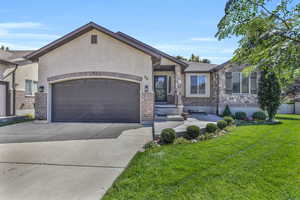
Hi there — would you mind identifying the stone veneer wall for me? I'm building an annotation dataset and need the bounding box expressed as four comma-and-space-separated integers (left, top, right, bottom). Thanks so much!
35, 92, 47, 120
217, 64, 261, 116
218, 64, 259, 107
15, 90, 35, 110
183, 73, 218, 107
142, 92, 154, 123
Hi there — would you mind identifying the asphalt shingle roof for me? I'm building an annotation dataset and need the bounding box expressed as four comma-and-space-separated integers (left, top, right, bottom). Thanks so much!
184, 61, 218, 72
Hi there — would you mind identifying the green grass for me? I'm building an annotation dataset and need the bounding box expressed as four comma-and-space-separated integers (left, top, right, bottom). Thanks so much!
103, 114, 300, 200
0, 118, 33, 127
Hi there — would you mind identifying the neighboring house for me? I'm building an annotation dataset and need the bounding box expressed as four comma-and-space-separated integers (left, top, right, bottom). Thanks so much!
25, 22, 261, 124
0, 49, 38, 117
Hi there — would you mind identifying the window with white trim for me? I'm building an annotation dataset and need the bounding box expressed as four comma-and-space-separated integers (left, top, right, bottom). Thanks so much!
232, 72, 251, 94
186, 73, 210, 97
25, 80, 38, 96
190, 75, 206, 94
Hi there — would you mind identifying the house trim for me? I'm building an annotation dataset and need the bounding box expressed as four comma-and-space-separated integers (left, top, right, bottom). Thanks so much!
47, 71, 143, 83
185, 73, 211, 98
25, 22, 161, 61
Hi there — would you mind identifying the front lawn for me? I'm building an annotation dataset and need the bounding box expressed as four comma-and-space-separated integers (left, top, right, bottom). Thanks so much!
103, 114, 300, 200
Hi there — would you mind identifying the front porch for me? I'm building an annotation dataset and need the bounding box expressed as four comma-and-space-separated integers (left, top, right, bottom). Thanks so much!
153, 63, 184, 118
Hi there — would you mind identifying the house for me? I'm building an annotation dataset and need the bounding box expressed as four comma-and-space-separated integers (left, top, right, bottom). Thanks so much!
25, 22, 261, 124
0, 49, 38, 117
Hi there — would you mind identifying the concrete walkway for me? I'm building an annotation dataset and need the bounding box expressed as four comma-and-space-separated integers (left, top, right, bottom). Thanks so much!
155, 114, 221, 136
0, 121, 142, 143
0, 127, 151, 200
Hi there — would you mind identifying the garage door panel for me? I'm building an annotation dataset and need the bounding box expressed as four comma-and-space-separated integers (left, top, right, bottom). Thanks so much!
52, 79, 140, 123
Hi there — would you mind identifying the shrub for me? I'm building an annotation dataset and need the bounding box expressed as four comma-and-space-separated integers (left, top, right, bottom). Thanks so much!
144, 141, 159, 149
217, 120, 227, 129
205, 123, 218, 133
161, 128, 176, 144
174, 137, 191, 144
252, 111, 267, 121
197, 135, 206, 141
186, 125, 200, 139
224, 116, 234, 125
235, 112, 247, 120
222, 105, 232, 116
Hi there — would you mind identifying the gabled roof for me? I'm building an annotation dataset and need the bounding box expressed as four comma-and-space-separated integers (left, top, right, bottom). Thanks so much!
116, 32, 188, 67
0, 58, 17, 66
184, 61, 218, 72
212, 60, 232, 72
25, 22, 162, 60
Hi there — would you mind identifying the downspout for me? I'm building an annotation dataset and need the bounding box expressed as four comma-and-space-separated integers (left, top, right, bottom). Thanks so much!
12, 66, 17, 116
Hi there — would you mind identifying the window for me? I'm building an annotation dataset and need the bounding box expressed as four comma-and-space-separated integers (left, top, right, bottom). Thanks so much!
25, 80, 38, 96
232, 72, 240, 93
190, 75, 206, 95
91, 35, 98, 44
242, 73, 249, 93
229, 72, 255, 94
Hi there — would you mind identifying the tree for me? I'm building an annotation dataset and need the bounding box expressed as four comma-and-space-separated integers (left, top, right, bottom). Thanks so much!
189, 54, 201, 62
258, 69, 281, 121
216, 0, 300, 91
175, 54, 211, 64
0, 45, 9, 51
202, 59, 211, 64
175, 55, 187, 61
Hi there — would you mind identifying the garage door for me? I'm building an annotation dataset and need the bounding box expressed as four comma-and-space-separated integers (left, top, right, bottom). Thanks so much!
52, 79, 140, 123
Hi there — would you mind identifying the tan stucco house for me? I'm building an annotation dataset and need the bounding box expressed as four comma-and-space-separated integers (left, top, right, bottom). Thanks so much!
24, 22, 262, 124
0, 49, 38, 117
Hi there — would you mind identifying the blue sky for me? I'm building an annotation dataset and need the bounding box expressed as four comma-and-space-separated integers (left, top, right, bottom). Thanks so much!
0, 0, 239, 64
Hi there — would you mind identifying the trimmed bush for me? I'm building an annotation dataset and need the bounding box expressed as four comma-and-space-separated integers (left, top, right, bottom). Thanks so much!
217, 120, 227, 130
205, 123, 218, 133
197, 135, 206, 141
222, 105, 232, 116
174, 137, 191, 145
252, 111, 267, 121
144, 141, 159, 149
186, 125, 200, 139
224, 116, 234, 125
235, 112, 247, 120
161, 128, 176, 144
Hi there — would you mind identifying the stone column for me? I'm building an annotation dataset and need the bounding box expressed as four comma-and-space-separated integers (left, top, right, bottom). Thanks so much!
175, 65, 183, 114
35, 92, 47, 120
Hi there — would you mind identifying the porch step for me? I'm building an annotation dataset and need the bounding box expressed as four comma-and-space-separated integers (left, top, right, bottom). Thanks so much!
155, 104, 180, 116
166, 115, 184, 121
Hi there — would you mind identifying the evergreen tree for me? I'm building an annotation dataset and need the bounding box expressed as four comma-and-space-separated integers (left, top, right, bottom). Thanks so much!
258, 69, 281, 121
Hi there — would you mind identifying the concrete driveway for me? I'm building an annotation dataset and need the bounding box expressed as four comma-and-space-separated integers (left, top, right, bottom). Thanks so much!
0, 121, 142, 143
0, 124, 152, 200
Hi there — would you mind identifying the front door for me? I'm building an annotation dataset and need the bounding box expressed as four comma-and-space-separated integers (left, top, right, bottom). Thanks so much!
154, 76, 167, 102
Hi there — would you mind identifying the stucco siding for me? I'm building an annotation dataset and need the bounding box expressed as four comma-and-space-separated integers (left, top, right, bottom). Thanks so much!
37, 29, 154, 123
39, 29, 153, 93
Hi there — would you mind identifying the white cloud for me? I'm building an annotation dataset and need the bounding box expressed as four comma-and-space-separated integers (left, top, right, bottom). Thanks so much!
153, 43, 235, 54
0, 32, 60, 40
0, 41, 39, 50
0, 22, 59, 42
190, 37, 217, 42
0, 22, 42, 29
